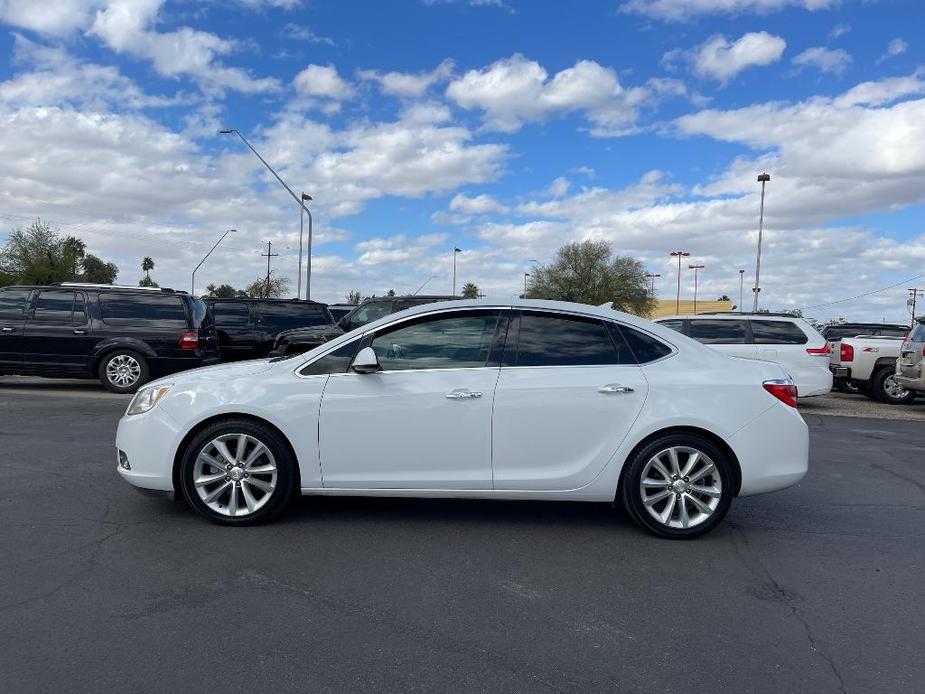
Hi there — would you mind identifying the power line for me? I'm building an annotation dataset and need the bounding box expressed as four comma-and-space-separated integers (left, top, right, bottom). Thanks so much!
800, 271, 925, 311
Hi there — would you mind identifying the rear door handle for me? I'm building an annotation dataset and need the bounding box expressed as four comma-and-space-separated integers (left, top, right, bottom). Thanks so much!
446, 389, 483, 399
73, 329, 87, 335
1, 326, 14, 333
598, 384, 634, 394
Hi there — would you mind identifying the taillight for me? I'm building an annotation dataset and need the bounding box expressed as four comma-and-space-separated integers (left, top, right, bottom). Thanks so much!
179, 330, 199, 350
840, 343, 854, 362
763, 379, 798, 408
806, 345, 830, 356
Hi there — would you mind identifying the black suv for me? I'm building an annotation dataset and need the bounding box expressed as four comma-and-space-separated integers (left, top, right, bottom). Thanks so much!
272, 295, 459, 355
0, 283, 218, 393
205, 298, 334, 362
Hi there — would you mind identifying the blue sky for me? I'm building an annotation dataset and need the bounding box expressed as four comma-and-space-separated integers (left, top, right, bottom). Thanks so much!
0, 0, 923, 320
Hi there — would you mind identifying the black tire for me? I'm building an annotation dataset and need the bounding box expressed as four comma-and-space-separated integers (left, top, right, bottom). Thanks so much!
871, 367, 916, 405
179, 418, 297, 526
620, 433, 734, 539
835, 378, 860, 395
98, 349, 150, 394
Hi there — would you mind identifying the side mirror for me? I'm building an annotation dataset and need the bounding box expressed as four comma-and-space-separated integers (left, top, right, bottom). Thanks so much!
351, 347, 381, 374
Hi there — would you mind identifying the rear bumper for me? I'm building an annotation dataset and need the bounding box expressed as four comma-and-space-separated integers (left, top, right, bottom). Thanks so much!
829, 364, 849, 378
792, 365, 834, 398
729, 402, 808, 496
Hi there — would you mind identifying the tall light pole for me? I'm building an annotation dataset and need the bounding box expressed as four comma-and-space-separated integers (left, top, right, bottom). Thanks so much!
670, 250, 690, 314
300, 192, 313, 300
738, 269, 745, 312
524, 272, 530, 297
452, 247, 462, 296
689, 264, 705, 314
753, 172, 770, 312
220, 128, 313, 299
645, 273, 661, 297
192, 228, 236, 295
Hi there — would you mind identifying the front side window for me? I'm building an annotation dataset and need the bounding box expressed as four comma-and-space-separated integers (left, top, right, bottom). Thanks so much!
32, 290, 81, 323
300, 341, 360, 376
370, 310, 500, 371
749, 320, 808, 345
0, 288, 32, 321
688, 319, 748, 344
514, 312, 628, 367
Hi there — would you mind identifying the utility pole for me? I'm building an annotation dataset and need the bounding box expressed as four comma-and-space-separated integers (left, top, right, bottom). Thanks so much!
261, 242, 278, 298
753, 172, 771, 312
908, 288, 924, 328
645, 273, 661, 297
670, 251, 690, 314
689, 264, 705, 314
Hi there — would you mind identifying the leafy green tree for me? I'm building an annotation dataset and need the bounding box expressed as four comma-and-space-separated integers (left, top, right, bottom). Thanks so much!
386, 289, 396, 297
81, 254, 119, 284
245, 272, 290, 299
346, 290, 361, 304
461, 282, 479, 299
142, 256, 154, 279
205, 283, 246, 298
138, 276, 160, 288
717, 294, 731, 301
527, 240, 655, 317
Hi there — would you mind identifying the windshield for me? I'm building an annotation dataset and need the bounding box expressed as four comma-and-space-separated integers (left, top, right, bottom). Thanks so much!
339, 301, 393, 331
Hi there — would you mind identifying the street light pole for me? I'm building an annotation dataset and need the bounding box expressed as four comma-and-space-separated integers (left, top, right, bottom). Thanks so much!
191, 228, 236, 295
753, 173, 770, 312
739, 269, 745, 312
301, 192, 313, 300
220, 128, 313, 299
524, 272, 530, 297
452, 247, 462, 296
689, 264, 704, 314
670, 250, 690, 314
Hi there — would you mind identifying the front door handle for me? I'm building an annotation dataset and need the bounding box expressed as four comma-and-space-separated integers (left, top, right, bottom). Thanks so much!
446, 389, 483, 399
1, 326, 14, 332
73, 329, 87, 335
599, 384, 634, 394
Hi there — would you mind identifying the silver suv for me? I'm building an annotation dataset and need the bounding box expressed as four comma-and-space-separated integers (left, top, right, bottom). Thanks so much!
895, 319, 925, 394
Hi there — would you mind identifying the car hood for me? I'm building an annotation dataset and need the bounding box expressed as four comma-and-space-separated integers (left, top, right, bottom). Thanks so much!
147, 358, 275, 388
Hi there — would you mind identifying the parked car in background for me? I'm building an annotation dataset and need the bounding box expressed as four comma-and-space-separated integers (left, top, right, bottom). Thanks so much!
205, 298, 333, 362
895, 319, 925, 396
821, 322, 908, 393
830, 334, 913, 404
272, 295, 459, 355
655, 313, 832, 397
116, 299, 808, 538
0, 283, 218, 393
325, 303, 355, 322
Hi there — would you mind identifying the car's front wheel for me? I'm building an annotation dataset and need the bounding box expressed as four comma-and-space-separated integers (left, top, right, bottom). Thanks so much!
179, 419, 297, 525
621, 434, 734, 539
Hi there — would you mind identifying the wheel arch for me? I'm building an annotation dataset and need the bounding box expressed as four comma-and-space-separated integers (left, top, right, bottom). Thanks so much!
90, 338, 157, 371
616, 426, 743, 499
172, 413, 302, 494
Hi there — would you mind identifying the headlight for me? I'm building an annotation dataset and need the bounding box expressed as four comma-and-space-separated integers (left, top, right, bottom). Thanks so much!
126, 384, 173, 415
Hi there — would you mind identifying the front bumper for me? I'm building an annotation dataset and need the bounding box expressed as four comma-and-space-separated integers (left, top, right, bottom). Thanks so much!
115, 406, 184, 492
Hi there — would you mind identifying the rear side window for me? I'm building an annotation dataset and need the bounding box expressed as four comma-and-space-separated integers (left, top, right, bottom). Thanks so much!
749, 320, 808, 345
688, 319, 748, 344
99, 294, 187, 328
213, 302, 251, 327
32, 290, 85, 323
258, 304, 329, 332
614, 324, 673, 364
514, 313, 630, 366
658, 319, 685, 335
0, 288, 31, 320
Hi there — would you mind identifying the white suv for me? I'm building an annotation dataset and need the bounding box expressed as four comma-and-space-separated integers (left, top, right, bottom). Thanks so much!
655, 314, 833, 397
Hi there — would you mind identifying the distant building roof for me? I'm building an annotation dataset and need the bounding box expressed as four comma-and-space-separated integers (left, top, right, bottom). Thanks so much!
650, 299, 734, 319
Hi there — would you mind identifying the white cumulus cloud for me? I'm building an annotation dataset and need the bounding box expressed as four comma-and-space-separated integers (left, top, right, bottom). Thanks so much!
792, 46, 852, 75
692, 32, 787, 83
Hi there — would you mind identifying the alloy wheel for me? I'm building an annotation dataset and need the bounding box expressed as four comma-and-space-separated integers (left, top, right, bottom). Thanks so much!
883, 375, 910, 402
639, 446, 722, 530
193, 433, 278, 517
106, 354, 141, 387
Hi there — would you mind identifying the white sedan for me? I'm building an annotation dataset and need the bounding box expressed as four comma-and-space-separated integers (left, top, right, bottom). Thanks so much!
116, 300, 808, 539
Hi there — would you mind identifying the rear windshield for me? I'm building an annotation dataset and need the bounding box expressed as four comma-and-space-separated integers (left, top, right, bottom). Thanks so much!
910, 322, 925, 342
99, 293, 188, 328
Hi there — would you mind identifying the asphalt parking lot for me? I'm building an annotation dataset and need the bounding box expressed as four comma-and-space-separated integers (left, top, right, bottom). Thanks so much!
1, 378, 923, 694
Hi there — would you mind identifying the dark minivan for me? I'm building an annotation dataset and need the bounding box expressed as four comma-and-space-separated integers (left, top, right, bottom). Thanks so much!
0, 283, 218, 393
205, 298, 334, 362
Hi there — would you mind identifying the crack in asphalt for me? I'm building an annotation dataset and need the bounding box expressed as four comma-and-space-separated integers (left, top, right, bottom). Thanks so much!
870, 463, 925, 495
728, 523, 849, 694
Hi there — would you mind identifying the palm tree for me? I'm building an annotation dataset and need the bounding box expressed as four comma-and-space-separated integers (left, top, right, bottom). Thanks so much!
461, 282, 479, 299
141, 256, 155, 279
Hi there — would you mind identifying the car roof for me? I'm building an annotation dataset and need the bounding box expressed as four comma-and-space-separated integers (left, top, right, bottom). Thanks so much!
656, 313, 803, 323
3, 283, 186, 295
206, 297, 325, 305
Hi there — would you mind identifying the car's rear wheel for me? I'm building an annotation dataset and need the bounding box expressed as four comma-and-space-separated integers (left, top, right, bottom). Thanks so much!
621, 434, 734, 539
99, 349, 149, 394
871, 367, 915, 405
835, 378, 860, 395
179, 419, 296, 525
